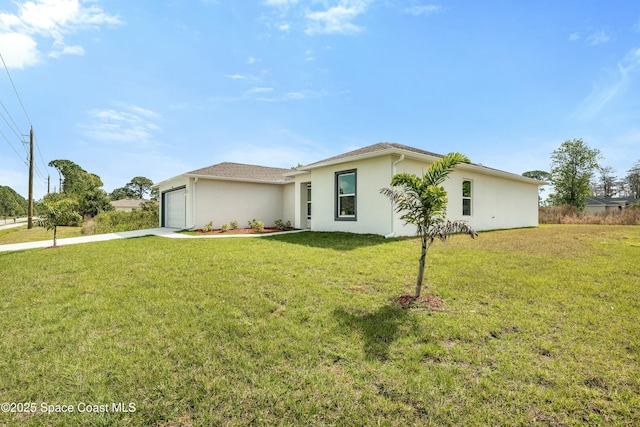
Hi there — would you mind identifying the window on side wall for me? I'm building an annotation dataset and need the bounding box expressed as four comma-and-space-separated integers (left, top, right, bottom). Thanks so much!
462, 179, 472, 216
335, 169, 356, 221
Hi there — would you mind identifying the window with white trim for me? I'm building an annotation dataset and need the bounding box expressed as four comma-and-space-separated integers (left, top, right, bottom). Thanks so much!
335, 169, 356, 220
462, 179, 472, 216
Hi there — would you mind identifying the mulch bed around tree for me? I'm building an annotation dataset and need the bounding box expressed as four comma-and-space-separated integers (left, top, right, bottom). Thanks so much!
193, 227, 286, 235
394, 294, 446, 310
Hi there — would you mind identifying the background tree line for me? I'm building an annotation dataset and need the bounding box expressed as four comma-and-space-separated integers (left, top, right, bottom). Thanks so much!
524, 138, 640, 210
0, 185, 28, 218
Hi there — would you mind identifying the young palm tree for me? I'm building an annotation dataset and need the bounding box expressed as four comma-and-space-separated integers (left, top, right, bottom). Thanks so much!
380, 153, 478, 298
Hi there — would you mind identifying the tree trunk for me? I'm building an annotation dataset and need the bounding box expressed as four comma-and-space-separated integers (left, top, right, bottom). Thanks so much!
53, 225, 57, 247
415, 235, 429, 297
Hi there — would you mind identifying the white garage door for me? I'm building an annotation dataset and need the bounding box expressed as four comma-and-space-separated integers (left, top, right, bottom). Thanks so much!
164, 188, 186, 228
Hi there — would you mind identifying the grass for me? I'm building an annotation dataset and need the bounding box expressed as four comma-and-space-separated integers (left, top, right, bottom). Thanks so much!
0, 225, 83, 245
0, 225, 638, 426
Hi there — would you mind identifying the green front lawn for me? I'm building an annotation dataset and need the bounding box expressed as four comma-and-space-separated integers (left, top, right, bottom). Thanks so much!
0, 225, 83, 245
0, 225, 638, 426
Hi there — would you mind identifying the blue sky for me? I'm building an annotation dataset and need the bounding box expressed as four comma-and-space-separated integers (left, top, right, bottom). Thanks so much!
1, 0, 639, 200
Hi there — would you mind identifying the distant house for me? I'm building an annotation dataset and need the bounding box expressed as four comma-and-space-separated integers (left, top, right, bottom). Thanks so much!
110, 199, 147, 212
154, 142, 544, 236
584, 196, 639, 214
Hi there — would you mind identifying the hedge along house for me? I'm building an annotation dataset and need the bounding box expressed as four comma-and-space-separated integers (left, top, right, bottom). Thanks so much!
155, 142, 543, 235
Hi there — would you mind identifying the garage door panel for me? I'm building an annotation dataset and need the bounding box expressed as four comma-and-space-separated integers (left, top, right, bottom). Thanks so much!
164, 188, 186, 228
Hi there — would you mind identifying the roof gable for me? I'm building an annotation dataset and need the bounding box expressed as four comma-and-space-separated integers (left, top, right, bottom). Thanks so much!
304, 142, 443, 167
186, 162, 293, 183
292, 142, 542, 185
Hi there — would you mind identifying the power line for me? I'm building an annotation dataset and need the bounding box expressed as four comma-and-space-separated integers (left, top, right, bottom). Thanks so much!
0, 101, 24, 146
0, 128, 28, 165
0, 53, 52, 193
33, 132, 49, 177
0, 53, 32, 126
0, 107, 22, 154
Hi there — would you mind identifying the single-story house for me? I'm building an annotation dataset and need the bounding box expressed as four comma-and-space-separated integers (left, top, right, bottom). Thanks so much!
154, 142, 543, 236
110, 199, 148, 212
584, 196, 639, 214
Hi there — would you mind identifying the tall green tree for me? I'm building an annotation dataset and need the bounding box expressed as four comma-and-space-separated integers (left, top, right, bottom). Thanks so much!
380, 153, 478, 298
548, 139, 601, 209
593, 166, 617, 198
47, 159, 112, 218
522, 170, 551, 181
125, 176, 154, 199
109, 187, 138, 201
626, 160, 640, 199
37, 198, 82, 247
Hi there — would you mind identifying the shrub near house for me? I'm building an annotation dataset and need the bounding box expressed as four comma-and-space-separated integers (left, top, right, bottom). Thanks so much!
84, 200, 159, 234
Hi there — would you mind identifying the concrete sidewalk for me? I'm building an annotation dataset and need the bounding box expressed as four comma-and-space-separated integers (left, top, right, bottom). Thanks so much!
0, 228, 180, 252
0, 227, 307, 252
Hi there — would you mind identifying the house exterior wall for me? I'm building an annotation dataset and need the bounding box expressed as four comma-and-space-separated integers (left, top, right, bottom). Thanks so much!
282, 182, 295, 226
300, 156, 395, 235
191, 179, 290, 230
157, 176, 190, 228
585, 205, 606, 215
158, 152, 540, 234
293, 156, 540, 237
393, 159, 539, 235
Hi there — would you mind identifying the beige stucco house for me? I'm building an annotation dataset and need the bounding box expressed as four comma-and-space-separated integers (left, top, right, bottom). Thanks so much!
110, 199, 147, 212
584, 196, 639, 214
154, 142, 543, 236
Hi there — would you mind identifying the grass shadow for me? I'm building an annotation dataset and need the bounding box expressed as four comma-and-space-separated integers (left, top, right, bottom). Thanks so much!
333, 304, 415, 361
267, 231, 414, 251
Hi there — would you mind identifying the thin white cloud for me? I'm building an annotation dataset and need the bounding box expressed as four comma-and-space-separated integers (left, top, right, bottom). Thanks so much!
264, 0, 298, 6
0, 0, 121, 68
247, 87, 274, 94
226, 74, 247, 80
568, 32, 580, 41
305, 49, 315, 61
80, 104, 161, 144
225, 73, 261, 82
48, 43, 84, 58
247, 56, 257, 64
254, 89, 327, 102
571, 47, 640, 121
405, 5, 442, 16
284, 91, 305, 100
263, 0, 372, 36
305, 3, 370, 35
586, 30, 611, 46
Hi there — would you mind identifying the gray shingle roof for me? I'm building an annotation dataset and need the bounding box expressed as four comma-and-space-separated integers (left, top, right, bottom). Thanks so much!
186, 162, 293, 182
304, 142, 443, 167
585, 196, 639, 206
110, 199, 147, 208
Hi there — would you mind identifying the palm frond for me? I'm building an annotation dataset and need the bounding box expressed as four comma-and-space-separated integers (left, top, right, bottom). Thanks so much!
423, 153, 471, 186
389, 173, 421, 193
427, 220, 478, 242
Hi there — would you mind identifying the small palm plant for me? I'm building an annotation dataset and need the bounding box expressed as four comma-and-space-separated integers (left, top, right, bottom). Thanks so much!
380, 153, 478, 298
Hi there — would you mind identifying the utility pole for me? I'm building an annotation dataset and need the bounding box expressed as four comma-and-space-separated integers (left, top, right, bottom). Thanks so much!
47, 175, 50, 194
28, 126, 34, 229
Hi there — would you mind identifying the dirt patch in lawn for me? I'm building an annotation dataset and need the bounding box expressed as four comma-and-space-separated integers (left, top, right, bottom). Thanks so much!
394, 294, 446, 311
